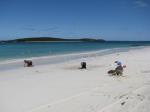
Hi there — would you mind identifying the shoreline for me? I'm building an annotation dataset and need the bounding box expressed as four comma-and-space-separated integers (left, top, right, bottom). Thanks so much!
1, 41, 149, 64
0, 46, 145, 71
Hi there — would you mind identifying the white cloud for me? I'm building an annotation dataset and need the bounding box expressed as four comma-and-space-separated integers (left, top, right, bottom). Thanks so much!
135, 0, 148, 7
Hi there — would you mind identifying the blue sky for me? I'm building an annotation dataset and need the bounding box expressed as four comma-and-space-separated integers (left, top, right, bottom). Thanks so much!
0, 0, 150, 41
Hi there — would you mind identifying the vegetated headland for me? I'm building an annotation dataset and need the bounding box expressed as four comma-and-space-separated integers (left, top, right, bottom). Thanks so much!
0, 37, 105, 43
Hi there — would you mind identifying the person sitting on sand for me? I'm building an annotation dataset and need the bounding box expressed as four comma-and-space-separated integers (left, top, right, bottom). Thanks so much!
24, 60, 33, 67
81, 62, 87, 69
108, 61, 126, 76
115, 61, 123, 75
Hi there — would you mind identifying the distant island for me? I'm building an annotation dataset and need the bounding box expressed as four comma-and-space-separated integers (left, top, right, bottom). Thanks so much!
0, 37, 105, 43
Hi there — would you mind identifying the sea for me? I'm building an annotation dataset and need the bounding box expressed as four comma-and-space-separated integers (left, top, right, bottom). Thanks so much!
0, 41, 150, 71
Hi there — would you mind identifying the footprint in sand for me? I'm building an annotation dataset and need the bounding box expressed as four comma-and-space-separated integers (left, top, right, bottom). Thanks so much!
121, 101, 126, 106
141, 70, 150, 73
137, 94, 145, 101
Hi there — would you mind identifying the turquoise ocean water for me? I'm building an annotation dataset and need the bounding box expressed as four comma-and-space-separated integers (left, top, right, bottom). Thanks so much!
0, 41, 150, 61
0, 41, 150, 71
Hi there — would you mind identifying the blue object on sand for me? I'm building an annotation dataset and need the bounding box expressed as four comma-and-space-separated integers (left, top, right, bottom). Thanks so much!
115, 61, 122, 65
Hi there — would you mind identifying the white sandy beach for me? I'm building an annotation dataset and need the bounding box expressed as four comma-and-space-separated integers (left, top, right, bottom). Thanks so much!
0, 47, 150, 112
